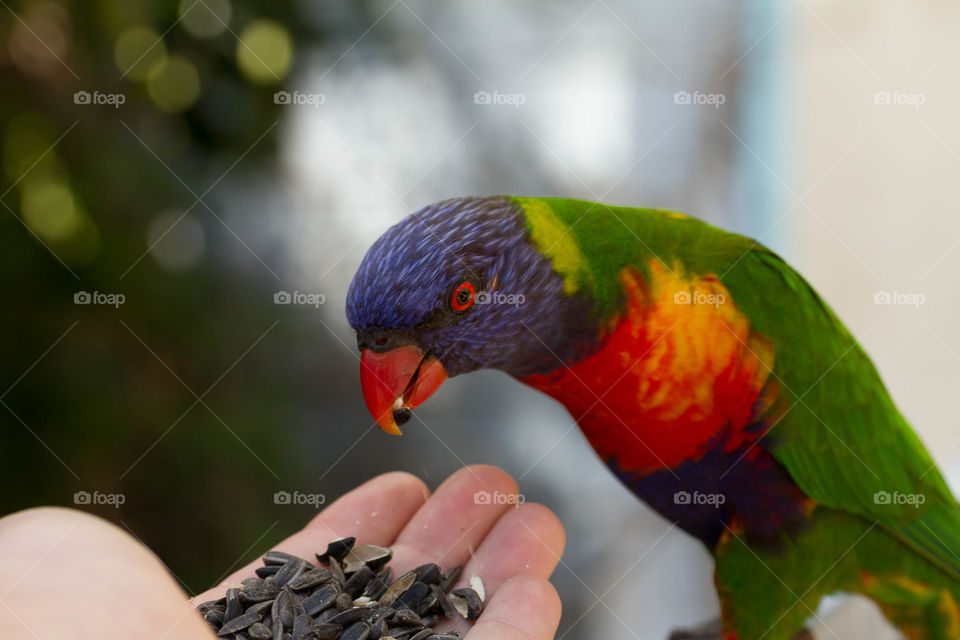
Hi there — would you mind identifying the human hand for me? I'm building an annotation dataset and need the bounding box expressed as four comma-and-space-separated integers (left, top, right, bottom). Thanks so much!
0, 465, 565, 639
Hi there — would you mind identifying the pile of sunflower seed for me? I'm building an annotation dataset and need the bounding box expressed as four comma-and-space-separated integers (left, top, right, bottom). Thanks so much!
196, 536, 485, 640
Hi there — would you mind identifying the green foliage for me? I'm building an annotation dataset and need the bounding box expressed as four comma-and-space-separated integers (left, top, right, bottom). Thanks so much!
0, 0, 334, 592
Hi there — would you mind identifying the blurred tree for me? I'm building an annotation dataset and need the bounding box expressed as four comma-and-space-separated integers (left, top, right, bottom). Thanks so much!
0, 0, 345, 591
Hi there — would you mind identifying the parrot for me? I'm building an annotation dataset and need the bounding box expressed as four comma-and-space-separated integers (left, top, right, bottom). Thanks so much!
345, 196, 960, 640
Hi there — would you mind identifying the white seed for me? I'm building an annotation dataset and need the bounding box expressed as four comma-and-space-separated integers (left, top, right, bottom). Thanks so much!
470, 575, 485, 602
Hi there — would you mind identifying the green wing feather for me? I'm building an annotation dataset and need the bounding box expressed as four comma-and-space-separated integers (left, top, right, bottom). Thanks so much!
513, 197, 960, 579
728, 247, 960, 580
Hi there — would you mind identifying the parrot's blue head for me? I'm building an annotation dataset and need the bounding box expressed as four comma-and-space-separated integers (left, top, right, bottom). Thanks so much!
346, 196, 595, 434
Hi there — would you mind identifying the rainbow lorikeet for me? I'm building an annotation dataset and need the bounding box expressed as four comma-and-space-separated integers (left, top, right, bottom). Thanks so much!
345, 196, 960, 640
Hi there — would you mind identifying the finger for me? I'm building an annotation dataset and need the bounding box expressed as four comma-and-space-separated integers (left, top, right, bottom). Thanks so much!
437, 503, 564, 635
193, 470, 428, 603
457, 502, 565, 594
466, 574, 562, 640
388, 464, 519, 576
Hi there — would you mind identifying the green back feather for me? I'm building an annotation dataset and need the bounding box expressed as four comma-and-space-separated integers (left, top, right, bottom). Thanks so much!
511, 196, 960, 579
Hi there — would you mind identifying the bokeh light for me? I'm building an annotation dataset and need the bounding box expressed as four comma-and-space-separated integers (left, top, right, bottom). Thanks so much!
236, 19, 292, 84
3, 112, 59, 180
147, 55, 202, 113
7, 1, 70, 77
179, 0, 233, 38
20, 178, 81, 242
147, 210, 206, 270
19, 177, 100, 265
114, 25, 167, 82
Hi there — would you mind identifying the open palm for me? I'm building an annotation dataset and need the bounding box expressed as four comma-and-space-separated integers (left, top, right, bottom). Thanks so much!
0, 465, 565, 639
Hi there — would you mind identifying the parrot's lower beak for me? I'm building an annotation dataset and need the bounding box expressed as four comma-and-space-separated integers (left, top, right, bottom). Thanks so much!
359, 345, 447, 435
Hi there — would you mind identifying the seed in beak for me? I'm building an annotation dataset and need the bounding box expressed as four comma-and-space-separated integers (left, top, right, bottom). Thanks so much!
393, 407, 413, 426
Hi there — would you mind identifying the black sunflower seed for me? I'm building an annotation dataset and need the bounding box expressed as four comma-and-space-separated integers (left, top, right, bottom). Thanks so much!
328, 558, 346, 587
246, 600, 275, 617
311, 623, 343, 640
386, 624, 424, 637
303, 583, 340, 616
328, 606, 368, 625
344, 566, 375, 598
275, 559, 309, 588
316, 537, 356, 565
248, 622, 272, 640
363, 567, 392, 600
449, 588, 482, 621
413, 564, 440, 585
335, 591, 354, 611
256, 565, 282, 579
438, 567, 461, 593
341, 544, 393, 573
202, 608, 224, 626
430, 585, 455, 619
225, 587, 243, 622
369, 618, 387, 639
393, 582, 428, 614
264, 550, 307, 567
197, 538, 484, 640
198, 598, 227, 612
218, 611, 262, 636
272, 589, 296, 629
378, 571, 417, 608
290, 590, 307, 617
314, 608, 338, 624
394, 607, 423, 626
289, 568, 333, 591
291, 613, 312, 638
242, 579, 281, 603
340, 621, 371, 640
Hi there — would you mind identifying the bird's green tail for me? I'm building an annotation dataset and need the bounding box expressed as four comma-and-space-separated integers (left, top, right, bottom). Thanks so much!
715, 507, 960, 640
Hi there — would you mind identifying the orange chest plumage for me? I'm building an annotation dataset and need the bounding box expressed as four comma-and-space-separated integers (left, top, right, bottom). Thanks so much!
522, 263, 779, 473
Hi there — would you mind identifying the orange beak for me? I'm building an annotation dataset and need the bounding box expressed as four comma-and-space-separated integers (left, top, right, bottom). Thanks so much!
359, 345, 448, 435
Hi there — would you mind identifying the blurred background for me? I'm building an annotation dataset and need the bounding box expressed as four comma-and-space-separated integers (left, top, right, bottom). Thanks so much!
2, 1, 959, 638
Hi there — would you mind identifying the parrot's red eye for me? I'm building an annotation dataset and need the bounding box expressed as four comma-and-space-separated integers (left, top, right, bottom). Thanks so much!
451, 281, 475, 312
